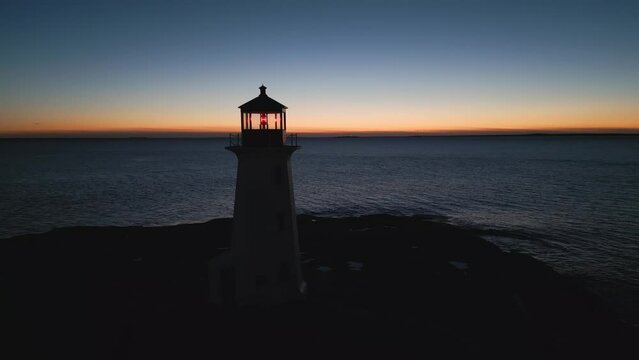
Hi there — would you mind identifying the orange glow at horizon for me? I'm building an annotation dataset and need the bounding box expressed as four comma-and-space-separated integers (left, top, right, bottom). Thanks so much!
2, 105, 638, 136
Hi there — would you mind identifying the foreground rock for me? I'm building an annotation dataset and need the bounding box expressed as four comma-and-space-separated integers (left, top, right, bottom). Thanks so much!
1, 215, 636, 359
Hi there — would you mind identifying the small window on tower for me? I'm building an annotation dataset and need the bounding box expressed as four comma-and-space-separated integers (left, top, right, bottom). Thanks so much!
274, 166, 282, 185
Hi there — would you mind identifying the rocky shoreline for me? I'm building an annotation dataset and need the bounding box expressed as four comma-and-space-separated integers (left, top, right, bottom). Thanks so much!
1, 215, 636, 358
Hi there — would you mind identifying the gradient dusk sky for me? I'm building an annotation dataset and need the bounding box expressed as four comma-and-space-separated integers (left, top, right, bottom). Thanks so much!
1, 0, 638, 136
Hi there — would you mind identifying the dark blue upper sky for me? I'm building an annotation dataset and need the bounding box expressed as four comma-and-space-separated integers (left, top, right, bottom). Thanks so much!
1, 0, 638, 134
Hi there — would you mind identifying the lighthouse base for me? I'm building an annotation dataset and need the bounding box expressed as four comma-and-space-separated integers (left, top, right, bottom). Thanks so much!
209, 251, 306, 307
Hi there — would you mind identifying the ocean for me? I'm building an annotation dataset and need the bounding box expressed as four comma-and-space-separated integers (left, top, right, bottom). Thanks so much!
1, 136, 638, 289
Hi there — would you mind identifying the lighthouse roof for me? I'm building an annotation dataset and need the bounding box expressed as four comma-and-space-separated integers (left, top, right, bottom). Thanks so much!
239, 85, 288, 113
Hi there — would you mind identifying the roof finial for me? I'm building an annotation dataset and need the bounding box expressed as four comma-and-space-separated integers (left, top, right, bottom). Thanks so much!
259, 84, 267, 96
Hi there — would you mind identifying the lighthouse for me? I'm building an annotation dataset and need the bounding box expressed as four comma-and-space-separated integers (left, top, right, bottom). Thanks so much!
209, 85, 305, 306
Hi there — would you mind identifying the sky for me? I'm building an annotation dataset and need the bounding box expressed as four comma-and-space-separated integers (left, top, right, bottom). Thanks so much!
1, 0, 638, 136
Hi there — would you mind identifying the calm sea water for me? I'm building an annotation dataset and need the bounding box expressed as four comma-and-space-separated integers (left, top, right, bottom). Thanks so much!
1, 136, 638, 288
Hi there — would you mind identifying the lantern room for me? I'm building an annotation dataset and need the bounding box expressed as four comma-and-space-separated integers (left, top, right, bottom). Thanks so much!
238, 85, 289, 146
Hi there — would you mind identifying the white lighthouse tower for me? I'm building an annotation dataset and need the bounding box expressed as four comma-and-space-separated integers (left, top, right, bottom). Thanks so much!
209, 85, 305, 306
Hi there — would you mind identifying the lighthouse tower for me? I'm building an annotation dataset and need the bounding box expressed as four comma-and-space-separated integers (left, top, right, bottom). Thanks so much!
210, 85, 305, 306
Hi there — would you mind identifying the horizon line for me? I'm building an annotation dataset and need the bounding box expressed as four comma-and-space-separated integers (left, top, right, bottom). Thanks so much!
2, 131, 639, 140
3, 126, 639, 138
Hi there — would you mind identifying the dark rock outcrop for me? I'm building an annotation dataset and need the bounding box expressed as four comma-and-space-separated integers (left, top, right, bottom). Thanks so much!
1, 215, 636, 359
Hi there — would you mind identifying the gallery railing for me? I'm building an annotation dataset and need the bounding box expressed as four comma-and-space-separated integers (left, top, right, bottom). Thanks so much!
229, 132, 298, 147
286, 133, 298, 146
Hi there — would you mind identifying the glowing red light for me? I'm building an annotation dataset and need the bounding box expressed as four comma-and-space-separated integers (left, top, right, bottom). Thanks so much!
260, 114, 267, 123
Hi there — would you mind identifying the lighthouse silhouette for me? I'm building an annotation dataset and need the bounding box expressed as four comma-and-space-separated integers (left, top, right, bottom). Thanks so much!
209, 85, 305, 306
